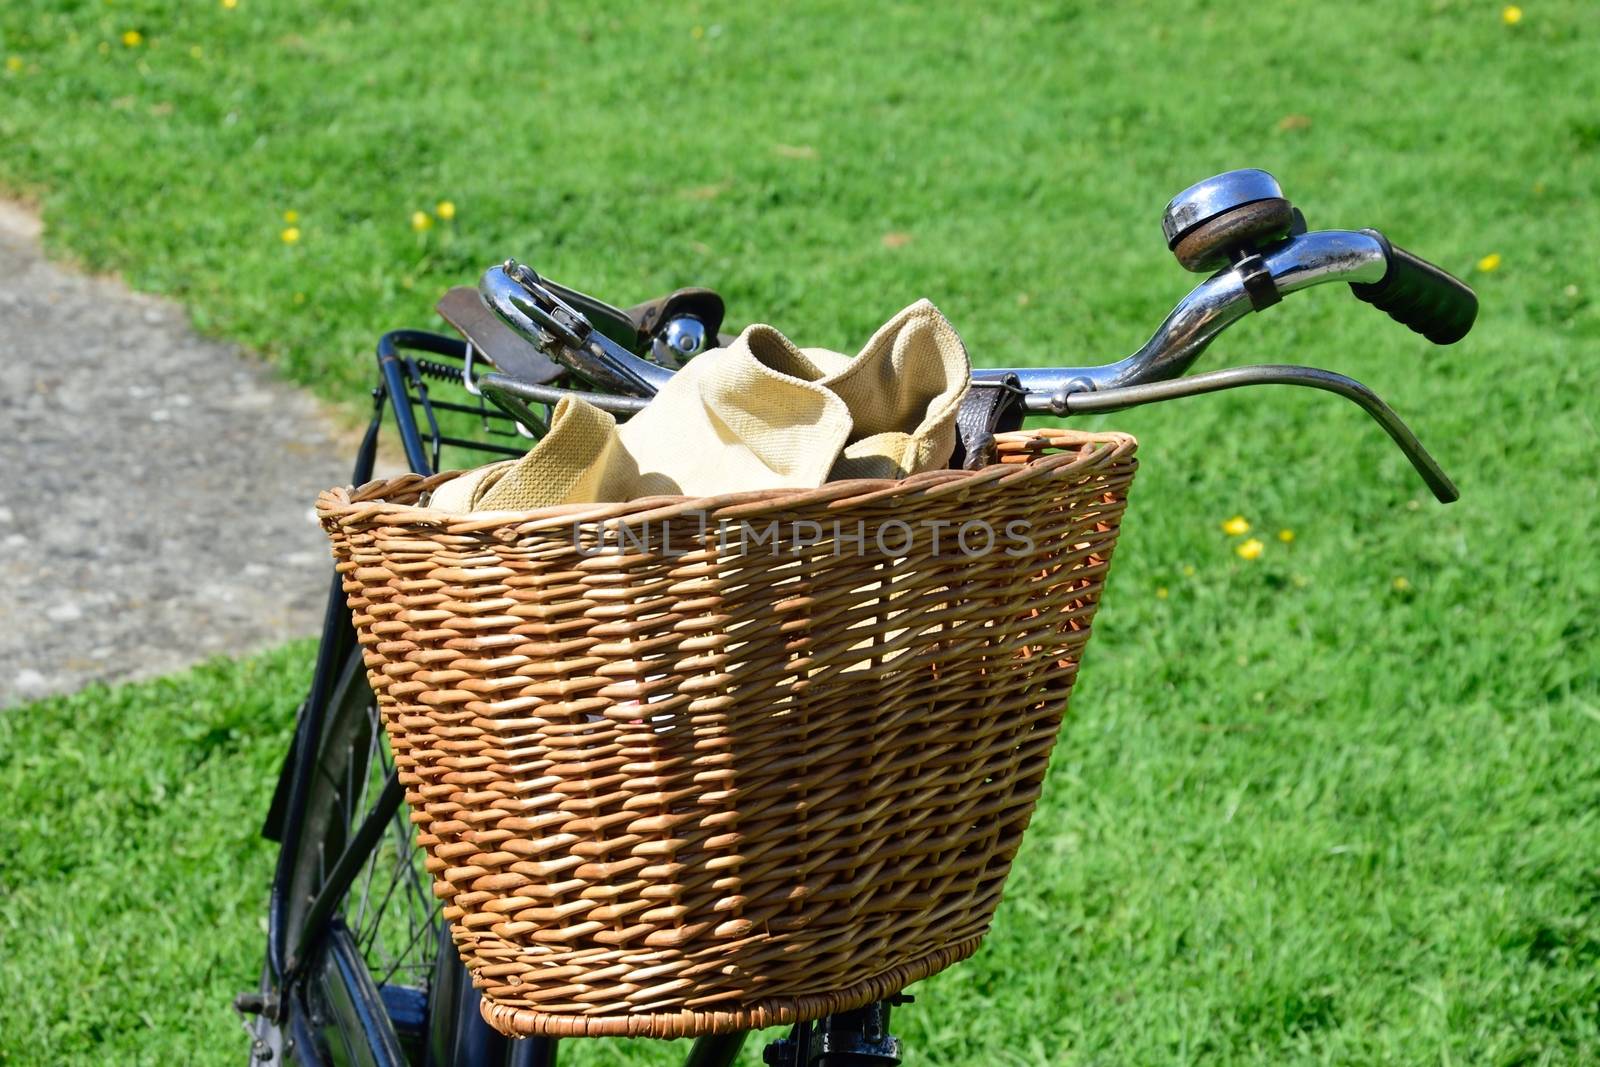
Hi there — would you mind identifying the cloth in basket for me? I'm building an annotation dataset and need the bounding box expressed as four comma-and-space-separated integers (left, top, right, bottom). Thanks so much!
428, 299, 970, 512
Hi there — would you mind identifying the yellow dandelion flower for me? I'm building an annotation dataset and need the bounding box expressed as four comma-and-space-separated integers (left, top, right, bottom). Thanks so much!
1277, 529, 1295, 543
1502, 5, 1522, 25
435, 200, 456, 221
1392, 576, 1412, 592
5, 56, 23, 74
122, 29, 143, 47
1182, 564, 1196, 577
1222, 515, 1250, 536
410, 210, 433, 232
1235, 538, 1265, 561
189, 44, 203, 59
280, 226, 300, 244
1477, 252, 1502, 273
222, 0, 238, 8
1156, 586, 1169, 600
282, 209, 298, 224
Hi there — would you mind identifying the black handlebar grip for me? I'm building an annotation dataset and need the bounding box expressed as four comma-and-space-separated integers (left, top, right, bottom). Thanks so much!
1349, 229, 1478, 345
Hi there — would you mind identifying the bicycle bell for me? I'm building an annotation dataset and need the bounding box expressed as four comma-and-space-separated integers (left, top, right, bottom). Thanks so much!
1161, 168, 1304, 273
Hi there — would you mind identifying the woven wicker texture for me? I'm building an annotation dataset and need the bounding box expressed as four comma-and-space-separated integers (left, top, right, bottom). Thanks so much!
316, 427, 1137, 1039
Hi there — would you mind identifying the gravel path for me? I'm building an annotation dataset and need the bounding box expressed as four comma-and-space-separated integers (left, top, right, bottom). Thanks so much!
0, 202, 368, 707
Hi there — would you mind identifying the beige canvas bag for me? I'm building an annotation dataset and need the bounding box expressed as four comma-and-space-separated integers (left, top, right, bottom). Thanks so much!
428, 299, 971, 512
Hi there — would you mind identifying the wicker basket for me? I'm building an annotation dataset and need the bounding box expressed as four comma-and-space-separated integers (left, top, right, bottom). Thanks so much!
316, 427, 1136, 1039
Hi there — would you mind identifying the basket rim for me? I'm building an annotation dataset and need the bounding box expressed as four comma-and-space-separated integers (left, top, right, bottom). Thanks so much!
477, 934, 986, 1039
315, 426, 1136, 530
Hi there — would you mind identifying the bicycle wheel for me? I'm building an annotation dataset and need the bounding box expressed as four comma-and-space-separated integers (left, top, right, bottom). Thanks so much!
271, 643, 447, 1062
249, 609, 557, 1066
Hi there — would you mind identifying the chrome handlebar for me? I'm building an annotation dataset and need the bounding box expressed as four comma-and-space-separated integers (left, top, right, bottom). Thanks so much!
479, 224, 1460, 502
980, 229, 1389, 412
482, 228, 1389, 411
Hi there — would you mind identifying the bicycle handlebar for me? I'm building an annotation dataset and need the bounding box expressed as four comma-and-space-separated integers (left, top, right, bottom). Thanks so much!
484, 226, 1464, 414
981, 228, 1392, 410
477, 210, 1473, 503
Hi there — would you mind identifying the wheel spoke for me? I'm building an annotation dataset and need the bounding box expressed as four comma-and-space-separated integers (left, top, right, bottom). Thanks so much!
358, 831, 409, 957
376, 907, 440, 990
324, 697, 442, 993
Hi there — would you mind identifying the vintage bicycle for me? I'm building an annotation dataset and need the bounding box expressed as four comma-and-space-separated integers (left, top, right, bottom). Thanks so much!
238, 169, 1476, 1065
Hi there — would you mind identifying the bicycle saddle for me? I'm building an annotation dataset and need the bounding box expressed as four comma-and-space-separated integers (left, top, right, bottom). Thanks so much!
436, 282, 727, 386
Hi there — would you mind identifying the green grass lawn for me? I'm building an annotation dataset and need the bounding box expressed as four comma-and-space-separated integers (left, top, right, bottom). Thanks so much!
2, 0, 1598, 1063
